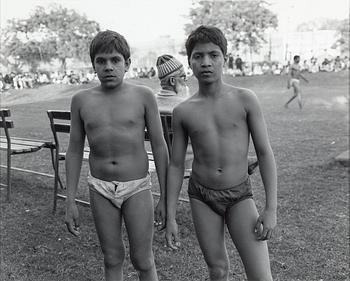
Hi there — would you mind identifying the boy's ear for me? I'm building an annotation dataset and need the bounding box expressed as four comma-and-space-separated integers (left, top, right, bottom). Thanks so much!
125, 58, 131, 72
188, 61, 192, 69
224, 55, 228, 64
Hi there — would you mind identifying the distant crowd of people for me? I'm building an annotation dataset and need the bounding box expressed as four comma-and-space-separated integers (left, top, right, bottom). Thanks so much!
0, 67, 160, 92
2, 54, 348, 93
0, 70, 98, 92
224, 54, 350, 77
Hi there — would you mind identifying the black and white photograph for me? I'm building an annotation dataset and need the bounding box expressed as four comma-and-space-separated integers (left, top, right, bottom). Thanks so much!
0, 0, 348, 280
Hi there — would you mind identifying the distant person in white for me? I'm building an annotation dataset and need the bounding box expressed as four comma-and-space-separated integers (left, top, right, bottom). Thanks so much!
285, 55, 309, 109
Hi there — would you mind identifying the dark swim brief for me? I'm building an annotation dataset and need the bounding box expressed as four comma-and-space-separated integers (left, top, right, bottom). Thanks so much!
188, 176, 253, 217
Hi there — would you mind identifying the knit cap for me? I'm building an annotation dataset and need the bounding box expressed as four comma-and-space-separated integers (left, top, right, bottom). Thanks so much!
156, 54, 184, 79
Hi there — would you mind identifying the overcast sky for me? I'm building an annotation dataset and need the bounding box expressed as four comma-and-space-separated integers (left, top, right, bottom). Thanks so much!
1, 0, 349, 47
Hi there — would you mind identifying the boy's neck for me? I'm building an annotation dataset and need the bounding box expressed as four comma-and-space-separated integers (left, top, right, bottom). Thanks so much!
100, 81, 124, 92
198, 79, 223, 97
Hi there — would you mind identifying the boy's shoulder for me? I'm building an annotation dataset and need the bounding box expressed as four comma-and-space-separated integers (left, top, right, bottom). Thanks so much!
173, 92, 198, 111
124, 81, 154, 97
292, 63, 300, 70
226, 84, 256, 102
71, 86, 98, 103
226, 85, 260, 112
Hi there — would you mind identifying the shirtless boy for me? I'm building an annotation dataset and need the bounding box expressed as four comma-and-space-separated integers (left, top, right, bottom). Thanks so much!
166, 26, 277, 281
64, 30, 168, 281
285, 55, 309, 109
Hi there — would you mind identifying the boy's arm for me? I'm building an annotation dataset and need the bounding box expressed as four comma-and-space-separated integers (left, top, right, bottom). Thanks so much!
144, 89, 169, 226
65, 93, 86, 236
166, 106, 188, 249
245, 91, 277, 240
298, 72, 309, 83
292, 64, 308, 82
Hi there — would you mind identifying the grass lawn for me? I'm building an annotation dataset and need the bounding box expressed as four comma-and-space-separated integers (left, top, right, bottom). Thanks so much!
0, 71, 349, 281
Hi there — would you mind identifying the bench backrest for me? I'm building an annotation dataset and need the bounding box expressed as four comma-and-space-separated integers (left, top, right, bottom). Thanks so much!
0, 109, 14, 143
47, 110, 174, 154
142, 113, 173, 154
160, 113, 173, 153
47, 110, 71, 152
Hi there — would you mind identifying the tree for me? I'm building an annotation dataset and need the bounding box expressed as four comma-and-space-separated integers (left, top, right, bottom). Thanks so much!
184, 0, 278, 61
2, 4, 100, 71
333, 19, 349, 55
296, 18, 344, 32
296, 17, 349, 55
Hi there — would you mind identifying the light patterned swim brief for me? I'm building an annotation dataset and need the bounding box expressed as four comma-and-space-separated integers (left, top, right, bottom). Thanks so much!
88, 172, 152, 208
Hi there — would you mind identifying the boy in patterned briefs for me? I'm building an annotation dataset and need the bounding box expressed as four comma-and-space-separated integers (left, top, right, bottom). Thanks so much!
64, 30, 168, 281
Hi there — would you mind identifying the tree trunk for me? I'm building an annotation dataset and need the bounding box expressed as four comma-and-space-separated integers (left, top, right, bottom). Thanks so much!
60, 58, 67, 72
249, 47, 253, 71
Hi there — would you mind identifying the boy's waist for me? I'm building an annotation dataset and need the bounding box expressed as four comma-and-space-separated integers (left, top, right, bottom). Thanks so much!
88, 170, 150, 185
89, 154, 150, 182
191, 164, 249, 190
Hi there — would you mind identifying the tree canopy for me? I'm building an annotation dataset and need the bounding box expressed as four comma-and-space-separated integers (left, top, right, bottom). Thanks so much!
296, 17, 349, 55
334, 19, 349, 55
184, 0, 278, 57
2, 4, 100, 71
296, 18, 345, 32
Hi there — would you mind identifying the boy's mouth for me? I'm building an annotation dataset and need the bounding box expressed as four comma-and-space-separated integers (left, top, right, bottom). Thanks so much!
200, 71, 213, 75
103, 75, 116, 79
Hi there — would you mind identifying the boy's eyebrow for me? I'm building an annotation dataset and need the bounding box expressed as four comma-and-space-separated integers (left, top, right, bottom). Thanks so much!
95, 53, 123, 58
192, 50, 222, 55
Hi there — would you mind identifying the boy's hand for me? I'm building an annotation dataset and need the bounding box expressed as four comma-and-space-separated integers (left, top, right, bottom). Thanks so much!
166, 220, 181, 250
154, 198, 166, 230
254, 209, 277, 241
65, 202, 80, 236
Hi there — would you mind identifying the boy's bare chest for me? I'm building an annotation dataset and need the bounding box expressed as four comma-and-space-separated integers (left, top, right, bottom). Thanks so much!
80, 97, 144, 131
184, 100, 246, 136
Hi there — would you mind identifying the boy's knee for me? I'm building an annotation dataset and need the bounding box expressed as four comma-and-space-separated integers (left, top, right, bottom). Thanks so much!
103, 248, 125, 269
208, 261, 229, 280
130, 251, 155, 272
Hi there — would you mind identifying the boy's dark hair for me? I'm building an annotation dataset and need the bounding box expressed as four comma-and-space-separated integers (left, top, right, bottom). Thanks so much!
293, 55, 300, 61
90, 30, 130, 67
185, 25, 227, 60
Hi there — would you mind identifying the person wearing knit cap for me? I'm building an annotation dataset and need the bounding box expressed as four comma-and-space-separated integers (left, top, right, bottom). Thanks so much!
156, 54, 194, 171
156, 54, 190, 114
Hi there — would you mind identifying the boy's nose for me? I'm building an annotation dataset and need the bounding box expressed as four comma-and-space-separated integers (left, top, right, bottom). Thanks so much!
105, 61, 114, 71
201, 55, 212, 67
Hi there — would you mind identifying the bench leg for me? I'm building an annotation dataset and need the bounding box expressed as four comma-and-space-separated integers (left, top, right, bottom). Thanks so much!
52, 150, 59, 213
6, 152, 11, 202
49, 147, 65, 190
58, 174, 65, 190
248, 157, 259, 175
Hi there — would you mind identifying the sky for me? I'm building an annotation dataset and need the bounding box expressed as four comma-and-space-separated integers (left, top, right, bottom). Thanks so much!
1, 0, 349, 47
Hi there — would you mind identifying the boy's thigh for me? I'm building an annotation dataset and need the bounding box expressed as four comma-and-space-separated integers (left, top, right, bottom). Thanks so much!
190, 198, 228, 263
292, 82, 300, 93
89, 190, 124, 253
226, 199, 271, 276
122, 190, 154, 252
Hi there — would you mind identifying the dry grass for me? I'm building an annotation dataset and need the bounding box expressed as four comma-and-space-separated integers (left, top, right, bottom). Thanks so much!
0, 71, 349, 280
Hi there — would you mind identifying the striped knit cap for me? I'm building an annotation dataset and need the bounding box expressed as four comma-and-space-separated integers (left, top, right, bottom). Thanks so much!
156, 54, 184, 79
